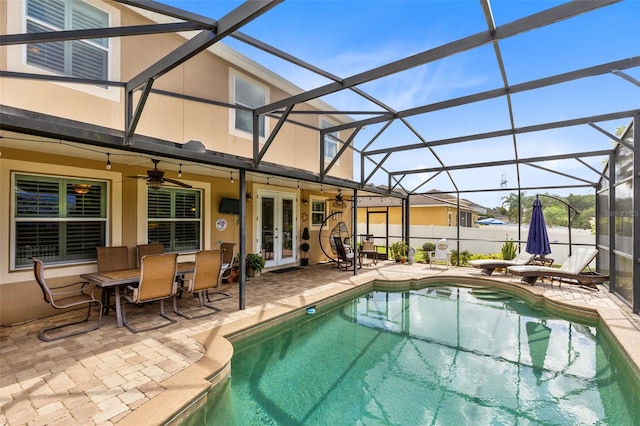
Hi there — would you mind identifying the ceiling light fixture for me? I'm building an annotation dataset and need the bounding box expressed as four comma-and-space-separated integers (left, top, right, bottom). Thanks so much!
72, 184, 91, 195
333, 188, 346, 209
178, 164, 182, 178
230, 171, 234, 183
106, 153, 111, 170
148, 179, 162, 191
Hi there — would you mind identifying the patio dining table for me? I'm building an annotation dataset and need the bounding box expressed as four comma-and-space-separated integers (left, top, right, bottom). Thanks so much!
81, 261, 195, 327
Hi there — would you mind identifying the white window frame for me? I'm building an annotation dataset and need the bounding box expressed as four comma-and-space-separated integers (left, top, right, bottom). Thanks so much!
310, 197, 328, 229
11, 172, 109, 269
26, 0, 109, 81
7, 0, 120, 101
321, 119, 340, 162
229, 69, 269, 140
146, 187, 203, 253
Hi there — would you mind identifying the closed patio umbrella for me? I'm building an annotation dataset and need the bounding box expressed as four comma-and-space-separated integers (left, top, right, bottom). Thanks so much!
526, 197, 551, 256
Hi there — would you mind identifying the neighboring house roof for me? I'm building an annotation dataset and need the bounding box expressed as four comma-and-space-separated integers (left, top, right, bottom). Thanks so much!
357, 190, 479, 212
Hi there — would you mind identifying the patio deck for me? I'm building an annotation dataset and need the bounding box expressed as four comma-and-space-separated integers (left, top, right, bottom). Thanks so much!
1, 261, 639, 425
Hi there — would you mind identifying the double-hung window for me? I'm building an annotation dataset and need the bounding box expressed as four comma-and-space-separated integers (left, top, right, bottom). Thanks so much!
13, 174, 107, 267
310, 199, 326, 228
26, 0, 109, 80
234, 75, 266, 137
322, 119, 339, 160
147, 188, 201, 252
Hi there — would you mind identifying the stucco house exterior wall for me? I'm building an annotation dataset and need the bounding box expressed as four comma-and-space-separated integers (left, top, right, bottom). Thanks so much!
0, 0, 354, 324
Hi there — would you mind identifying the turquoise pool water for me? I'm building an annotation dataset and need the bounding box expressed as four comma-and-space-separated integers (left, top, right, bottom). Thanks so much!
182, 285, 640, 425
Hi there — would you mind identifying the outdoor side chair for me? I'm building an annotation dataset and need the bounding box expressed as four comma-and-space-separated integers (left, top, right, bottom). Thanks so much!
136, 242, 164, 267
120, 253, 178, 333
333, 236, 361, 270
361, 240, 379, 265
173, 249, 230, 319
429, 238, 451, 269
219, 242, 236, 283
96, 246, 130, 272
96, 245, 130, 314
32, 257, 103, 341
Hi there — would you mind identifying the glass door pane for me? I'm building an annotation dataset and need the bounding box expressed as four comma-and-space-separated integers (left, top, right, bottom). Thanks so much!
261, 195, 274, 262
281, 198, 294, 261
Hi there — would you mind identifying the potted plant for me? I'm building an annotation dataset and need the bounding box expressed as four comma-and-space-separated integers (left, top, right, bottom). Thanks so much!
228, 256, 240, 282
246, 253, 265, 277
300, 227, 310, 266
390, 241, 408, 263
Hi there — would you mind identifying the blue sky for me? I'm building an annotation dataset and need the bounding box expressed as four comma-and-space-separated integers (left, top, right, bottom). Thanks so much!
157, 0, 639, 208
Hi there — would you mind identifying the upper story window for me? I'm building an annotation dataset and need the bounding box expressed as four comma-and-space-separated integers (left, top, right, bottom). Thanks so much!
147, 187, 201, 252
321, 119, 339, 160
26, 0, 109, 80
13, 173, 107, 268
233, 74, 267, 138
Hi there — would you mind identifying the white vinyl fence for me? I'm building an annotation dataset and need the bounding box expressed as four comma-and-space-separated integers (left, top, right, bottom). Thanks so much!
359, 223, 595, 265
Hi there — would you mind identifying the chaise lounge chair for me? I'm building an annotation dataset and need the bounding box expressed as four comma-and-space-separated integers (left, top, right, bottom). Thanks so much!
469, 252, 534, 276
507, 247, 606, 290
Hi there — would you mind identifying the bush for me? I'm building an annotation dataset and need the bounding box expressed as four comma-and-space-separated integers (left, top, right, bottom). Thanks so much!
468, 253, 498, 261
419, 242, 437, 263
501, 239, 518, 260
421, 242, 436, 253
450, 249, 472, 266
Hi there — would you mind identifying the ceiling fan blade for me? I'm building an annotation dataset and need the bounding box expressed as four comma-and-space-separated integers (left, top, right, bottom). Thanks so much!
163, 178, 192, 188
127, 175, 148, 179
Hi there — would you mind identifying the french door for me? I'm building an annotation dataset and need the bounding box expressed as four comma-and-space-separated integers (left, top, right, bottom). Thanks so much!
257, 190, 297, 268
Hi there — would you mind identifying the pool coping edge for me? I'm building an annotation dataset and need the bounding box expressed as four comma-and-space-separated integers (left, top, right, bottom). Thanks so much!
117, 274, 639, 425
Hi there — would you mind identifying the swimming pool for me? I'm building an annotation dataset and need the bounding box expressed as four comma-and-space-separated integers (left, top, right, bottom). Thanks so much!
181, 285, 640, 425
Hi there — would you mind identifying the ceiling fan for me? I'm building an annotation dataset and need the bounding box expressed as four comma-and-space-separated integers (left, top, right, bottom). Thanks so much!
128, 159, 192, 190
332, 189, 347, 209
